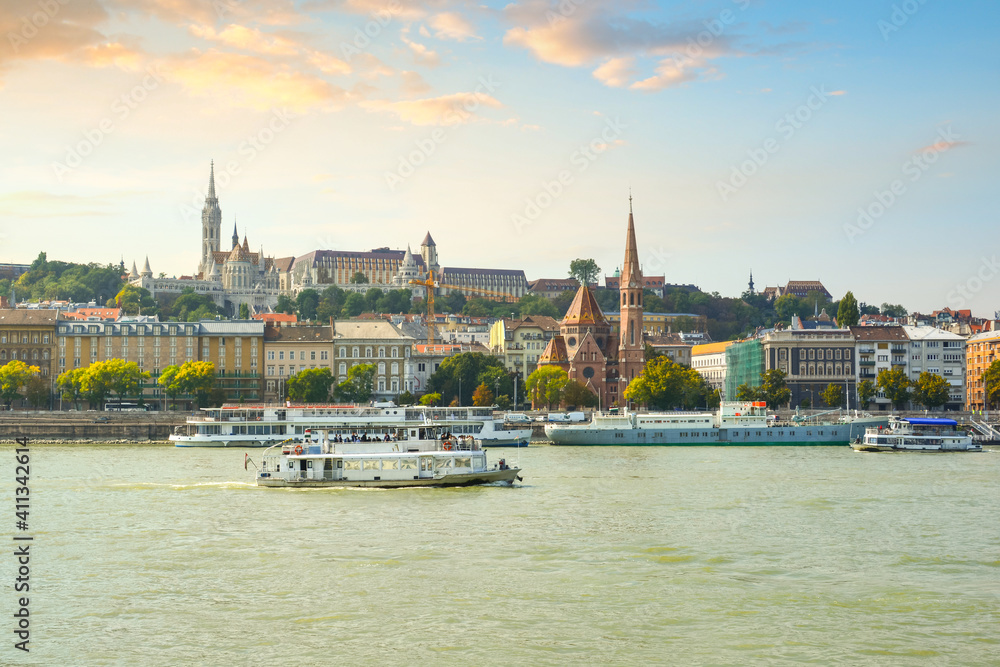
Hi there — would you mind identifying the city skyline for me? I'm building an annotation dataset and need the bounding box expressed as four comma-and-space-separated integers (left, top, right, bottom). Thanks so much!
0, 0, 997, 313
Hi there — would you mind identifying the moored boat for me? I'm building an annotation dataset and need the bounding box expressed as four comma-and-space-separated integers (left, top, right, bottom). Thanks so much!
170, 403, 531, 448
545, 401, 888, 446
851, 417, 981, 452
253, 428, 521, 488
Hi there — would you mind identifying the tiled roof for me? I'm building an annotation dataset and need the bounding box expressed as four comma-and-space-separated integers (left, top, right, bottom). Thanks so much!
538, 336, 569, 364
264, 325, 333, 342
849, 326, 908, 341
0, 309, 61, 325
333, 320, 415, 341
562, 285, 607, 327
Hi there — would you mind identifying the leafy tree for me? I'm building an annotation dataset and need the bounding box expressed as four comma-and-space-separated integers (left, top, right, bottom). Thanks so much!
56, 368, 87, 410
837, 291, 860, 327
568, 259, 600, 286
24, 375, 49, 408
476, 366, 514, 402
495, 394, 511, 410
774, 294, 803, 322
364, 288, 384, 313
12, 252, 123, 303
857, 379, 876, 408
525, 366, 568, 409
157, 365, 183, 409
418, 392, 441, 406
341, 293, 366, 318
758, 369, 791, 408
821, 383, 844, 408
912, 372, 950, 410
426, 352, 509, 406
519, 294, 558, 318
983, 360, 1000, 410
800, 398, 811, 409
880, 303, 908, 318
100, 359, 150, 407
563, 379, 599, 409
334, 363, 376, 403
735, 383, 765, 402
287, 368, 335, 402
350, 272, 369, 284
0, 361, 40, 408
396, 390, 416, 405
238, 303, 250, 319
472, 382, 494, 407
625, 357, 714, 410
169, 288, 219, 322
115, 284, 158, 316
877, 367, 911, 410
296, 289, 320, 321
276, 294, 296, 315
316, 285, 346, 321
174, 360, 216, 407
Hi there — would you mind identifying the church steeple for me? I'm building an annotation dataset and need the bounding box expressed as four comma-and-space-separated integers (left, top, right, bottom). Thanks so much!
618, 195, 645, 396
232, 220, 239, 249
748, 269, 755, 294
199, 161, 222, 278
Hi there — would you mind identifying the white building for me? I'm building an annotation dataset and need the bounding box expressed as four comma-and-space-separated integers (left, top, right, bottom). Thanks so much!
691, 341, 732, 398
903, 326, 966, 410
332, 320, 415, 398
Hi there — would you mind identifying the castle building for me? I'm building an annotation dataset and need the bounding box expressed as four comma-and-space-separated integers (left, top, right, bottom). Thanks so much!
536, 200, 646, 408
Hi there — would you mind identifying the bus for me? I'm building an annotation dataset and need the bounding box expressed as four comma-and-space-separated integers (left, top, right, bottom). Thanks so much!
104, 403, 149, 412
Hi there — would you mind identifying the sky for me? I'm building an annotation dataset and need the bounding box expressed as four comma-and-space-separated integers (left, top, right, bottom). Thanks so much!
0, 0, 997, 315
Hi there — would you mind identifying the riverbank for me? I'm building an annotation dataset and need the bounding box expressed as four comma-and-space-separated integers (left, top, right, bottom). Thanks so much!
0, 410, 188, 441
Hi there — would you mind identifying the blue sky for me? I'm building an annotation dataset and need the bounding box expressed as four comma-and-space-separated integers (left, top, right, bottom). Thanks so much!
0, 0, 997, 313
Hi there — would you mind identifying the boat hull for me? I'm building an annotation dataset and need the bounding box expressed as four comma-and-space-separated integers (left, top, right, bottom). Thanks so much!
545, 421, 886, 446
171, 436, 274, 448
256, 467, 521, 488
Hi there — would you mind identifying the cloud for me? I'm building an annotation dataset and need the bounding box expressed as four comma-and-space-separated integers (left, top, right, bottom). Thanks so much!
400, 70, 431, 95
592, 56, 636, 88
502, 1, 746, 90
189, 24, 301, 56
429, 12, 479, 42
113, 0, 303, 27
0, 0, 111, 70
338, 0, 427, 21
401, 35, 440, 66
915, 140, 970, 154
164, 49, 347, 111
362, 91, 502, 126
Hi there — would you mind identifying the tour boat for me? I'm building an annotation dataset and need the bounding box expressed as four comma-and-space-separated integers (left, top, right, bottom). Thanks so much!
851, 417, 982, 452
544, 401, 888, 446
253, 428, 521, 488
170, 403, 532, 448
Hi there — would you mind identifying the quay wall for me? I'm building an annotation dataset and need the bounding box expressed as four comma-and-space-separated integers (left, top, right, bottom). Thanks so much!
0, 411, 188, 442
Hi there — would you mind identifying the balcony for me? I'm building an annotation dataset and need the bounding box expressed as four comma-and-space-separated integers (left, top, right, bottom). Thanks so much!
858, 348, 875, 354
891, 358, 906, 365
859, 359, 876, 366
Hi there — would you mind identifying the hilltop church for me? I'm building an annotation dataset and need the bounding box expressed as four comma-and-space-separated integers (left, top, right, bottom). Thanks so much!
536, 200, 646, 408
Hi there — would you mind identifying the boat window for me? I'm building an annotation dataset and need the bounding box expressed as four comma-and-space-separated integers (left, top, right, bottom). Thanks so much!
434, 458, 453, 470
400, 459, 417, 470
344, 460, 361, 470
383, 459, 399, 470
454, 457, 471, 468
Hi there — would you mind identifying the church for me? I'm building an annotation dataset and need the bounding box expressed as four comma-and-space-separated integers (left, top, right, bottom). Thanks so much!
536, 201, 646, 408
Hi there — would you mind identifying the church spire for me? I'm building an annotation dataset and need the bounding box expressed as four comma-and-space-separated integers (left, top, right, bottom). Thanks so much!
748, 269, 755, 294
232, 219, 239, 249
208, 160, 217, 199
620, 196, 642, 288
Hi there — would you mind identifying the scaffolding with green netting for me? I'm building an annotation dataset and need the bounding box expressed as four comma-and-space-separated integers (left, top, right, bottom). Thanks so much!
724, 339, 764, 400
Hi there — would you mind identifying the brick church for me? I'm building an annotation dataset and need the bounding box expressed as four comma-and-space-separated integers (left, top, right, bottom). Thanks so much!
537, 200, 646, 408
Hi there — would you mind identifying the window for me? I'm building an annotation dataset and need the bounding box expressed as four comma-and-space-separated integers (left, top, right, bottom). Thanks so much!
826, 350, 833, 360
278, 351, 284, 360
320, 351, 328, 360
267, 365, 275, 376
365, 347, 373, 358
352, 347, 359, 358
391, 362, 398, 374
310, 351, 316, 361
808, 350, 815, 360
418, 363, 426, 372
42, 334, 49, 344
378, 362, 385, 375
844, 350, 851, 359
835, 350, 842, 360
390, 347, 398, 358
278, 366, 285, 376
378, 347, 385, 358
267, 350, 274, 360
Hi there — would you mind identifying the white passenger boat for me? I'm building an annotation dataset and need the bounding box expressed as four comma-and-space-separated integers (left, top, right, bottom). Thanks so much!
545, 402, 888, 446
254, 429, 521, 488
852, 417, 982, 452
170, 403, 531, 448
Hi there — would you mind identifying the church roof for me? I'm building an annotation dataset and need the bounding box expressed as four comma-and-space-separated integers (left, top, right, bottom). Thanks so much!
421, 232, 436, 246
538, 335, 569, 365
562, 285, 607, 327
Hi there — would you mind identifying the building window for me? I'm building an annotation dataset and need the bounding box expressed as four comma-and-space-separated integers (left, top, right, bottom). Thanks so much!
267, 365, 275, 376
278, 351, 284, 360
378, 347, 385, 358
365, 347, 373, 358
808, 350, 815, 360
310, 351, 316, 361
320, 351, 328, 360
391, 347, 398, 358
352, 347, 359, 358
339, 362, 347, 374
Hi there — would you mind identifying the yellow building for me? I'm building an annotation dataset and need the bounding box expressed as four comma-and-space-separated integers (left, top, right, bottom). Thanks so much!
966, 329, 1000, 410
489, 316, 561, 378
263, 324, 335, 401
605, 311, 707, 335
0, 309, 59, 404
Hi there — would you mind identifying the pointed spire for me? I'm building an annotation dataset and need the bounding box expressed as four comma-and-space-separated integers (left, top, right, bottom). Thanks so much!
620, 197, 642, 288
232, 219, 239, 249
130, 261, 139, 279
142, 256, 152, 277
421, 231, 436, 246
242, 235, 249, 252
208, 160, 217, 199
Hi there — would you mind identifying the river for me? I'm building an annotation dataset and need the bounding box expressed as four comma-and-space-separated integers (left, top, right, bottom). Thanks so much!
2, 443, 998, 665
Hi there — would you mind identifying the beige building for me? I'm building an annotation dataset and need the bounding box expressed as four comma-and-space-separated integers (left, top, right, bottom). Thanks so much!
263, 323, 335, 401
0, 309, 59, 404
489, 315, 561, 378
647, 333, 692, 366
54, 319, 263, 407
692, 341, 732, 397
333, 320, 415, 398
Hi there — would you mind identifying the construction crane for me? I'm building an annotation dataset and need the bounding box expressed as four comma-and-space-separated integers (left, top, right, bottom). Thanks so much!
409, 270, 516, 345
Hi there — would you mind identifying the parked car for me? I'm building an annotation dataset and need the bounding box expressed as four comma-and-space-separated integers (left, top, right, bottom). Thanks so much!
92, 416, 110, 423
505, 413, 531, 424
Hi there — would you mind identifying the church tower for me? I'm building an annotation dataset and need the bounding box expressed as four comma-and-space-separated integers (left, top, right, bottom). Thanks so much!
420, 232, 440, 276
618, 196, 645, 393
199, 161, 222, 278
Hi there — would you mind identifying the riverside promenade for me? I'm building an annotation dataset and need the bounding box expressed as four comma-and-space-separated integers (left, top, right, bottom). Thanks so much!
0, 410, 188, 442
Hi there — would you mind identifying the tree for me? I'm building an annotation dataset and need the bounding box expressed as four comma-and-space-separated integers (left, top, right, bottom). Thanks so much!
175, 361, 216, 407
350, 272, 369, 284
758, 369, 791, 408
912, 372, 950, 410
774, 294, 803, 322
983, 360, 1000, 410
472, 382, 494, 407
276, 294, 296, 315
426, 352, 509, 406
625, 357, 715, 410
158, 365, 183, 409
0, 361, 40, 408
525, 366, 568, 409
287, 368, 335, 402
877, 367, 911, 410
238, 303, 250, 319
317, 285, 346, 322
169, 288, 219, 322
735, 383, 765, 402
418, 392, 441, 406
296, 289, 320, 321
103, 359, 150, 407
396, 390, 416, 405
563, 379, 599, 409
880, 303, 908, 318
341, 293, 365, 318
518, 294, 558, 318
837, 291, 860, 328
857, 379, 876, 408
568, 259, 599, 286
114, 284, 158, 316
334, 363, 376, 403
24, 375, 49, 408
57, 368, 87, 410
821, 383, 844, 408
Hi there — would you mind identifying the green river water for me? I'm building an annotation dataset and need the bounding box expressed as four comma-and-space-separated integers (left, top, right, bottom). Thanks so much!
1, 443, 998, 666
